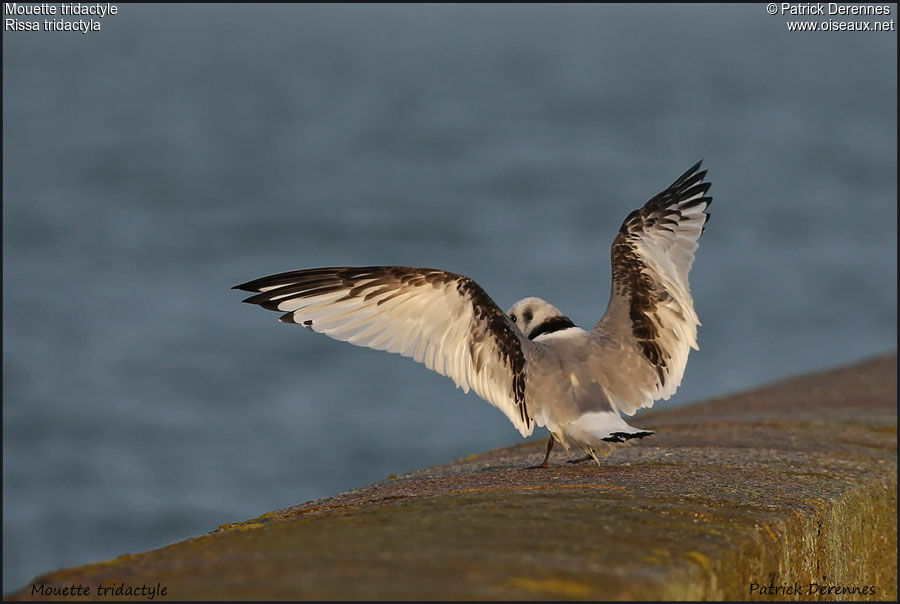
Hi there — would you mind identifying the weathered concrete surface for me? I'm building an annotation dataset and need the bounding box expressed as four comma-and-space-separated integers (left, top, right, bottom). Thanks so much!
7, 352, 896, 601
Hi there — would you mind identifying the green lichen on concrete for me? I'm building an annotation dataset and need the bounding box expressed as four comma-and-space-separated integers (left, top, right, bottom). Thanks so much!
6, 352, 897, 601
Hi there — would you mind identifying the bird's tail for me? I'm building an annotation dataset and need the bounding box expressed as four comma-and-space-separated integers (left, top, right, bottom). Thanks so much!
563, 411, 654, 448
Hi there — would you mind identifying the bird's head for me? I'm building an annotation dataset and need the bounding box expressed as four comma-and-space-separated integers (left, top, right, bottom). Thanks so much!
507, 297, 577, 340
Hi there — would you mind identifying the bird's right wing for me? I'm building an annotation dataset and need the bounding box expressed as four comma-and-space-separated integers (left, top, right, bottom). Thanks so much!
235, 266, 535, 436
594, 161, 712, 415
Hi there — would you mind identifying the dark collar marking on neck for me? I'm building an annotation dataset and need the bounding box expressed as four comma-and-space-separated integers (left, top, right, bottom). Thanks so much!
527, 316, 576, 340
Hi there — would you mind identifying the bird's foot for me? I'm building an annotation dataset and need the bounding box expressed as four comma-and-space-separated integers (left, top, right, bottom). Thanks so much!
565, 454, 593, 465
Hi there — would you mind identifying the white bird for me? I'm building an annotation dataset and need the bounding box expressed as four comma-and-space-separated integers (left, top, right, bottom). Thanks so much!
235, 161, 711, 467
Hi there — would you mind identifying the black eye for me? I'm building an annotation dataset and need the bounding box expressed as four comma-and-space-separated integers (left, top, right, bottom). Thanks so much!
509, 314, 517, 323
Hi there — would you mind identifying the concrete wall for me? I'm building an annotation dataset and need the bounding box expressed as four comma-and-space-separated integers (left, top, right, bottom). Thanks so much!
7, 352, 896, 601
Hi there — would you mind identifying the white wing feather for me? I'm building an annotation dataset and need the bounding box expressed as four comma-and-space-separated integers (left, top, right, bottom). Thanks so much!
235, 267, 534, 436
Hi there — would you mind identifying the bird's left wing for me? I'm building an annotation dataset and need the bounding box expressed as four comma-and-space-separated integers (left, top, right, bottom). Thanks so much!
234, 266, 535, 436
594, 161, 712, 415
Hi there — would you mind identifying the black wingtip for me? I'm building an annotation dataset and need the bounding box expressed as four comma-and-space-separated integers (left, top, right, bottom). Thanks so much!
239, 291, 281, 310
602, 430, 655, 443
668, 159, 706, 191
683, 159, 703, 176
684, 160, 705, 180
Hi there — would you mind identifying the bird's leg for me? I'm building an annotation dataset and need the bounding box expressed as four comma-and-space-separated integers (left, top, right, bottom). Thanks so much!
540, 437, 555, 468
567, 446, 603, 465
527, 437, 555, 469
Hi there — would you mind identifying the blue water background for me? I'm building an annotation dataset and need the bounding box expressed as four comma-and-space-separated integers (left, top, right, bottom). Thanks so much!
3, 4, 896, 590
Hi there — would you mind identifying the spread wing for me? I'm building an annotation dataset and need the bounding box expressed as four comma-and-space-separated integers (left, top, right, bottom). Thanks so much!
595, 160, 712, 415
234, 266, 534, 436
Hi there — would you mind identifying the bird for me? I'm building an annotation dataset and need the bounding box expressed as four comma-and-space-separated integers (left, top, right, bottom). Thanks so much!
234, 160, 711, 467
